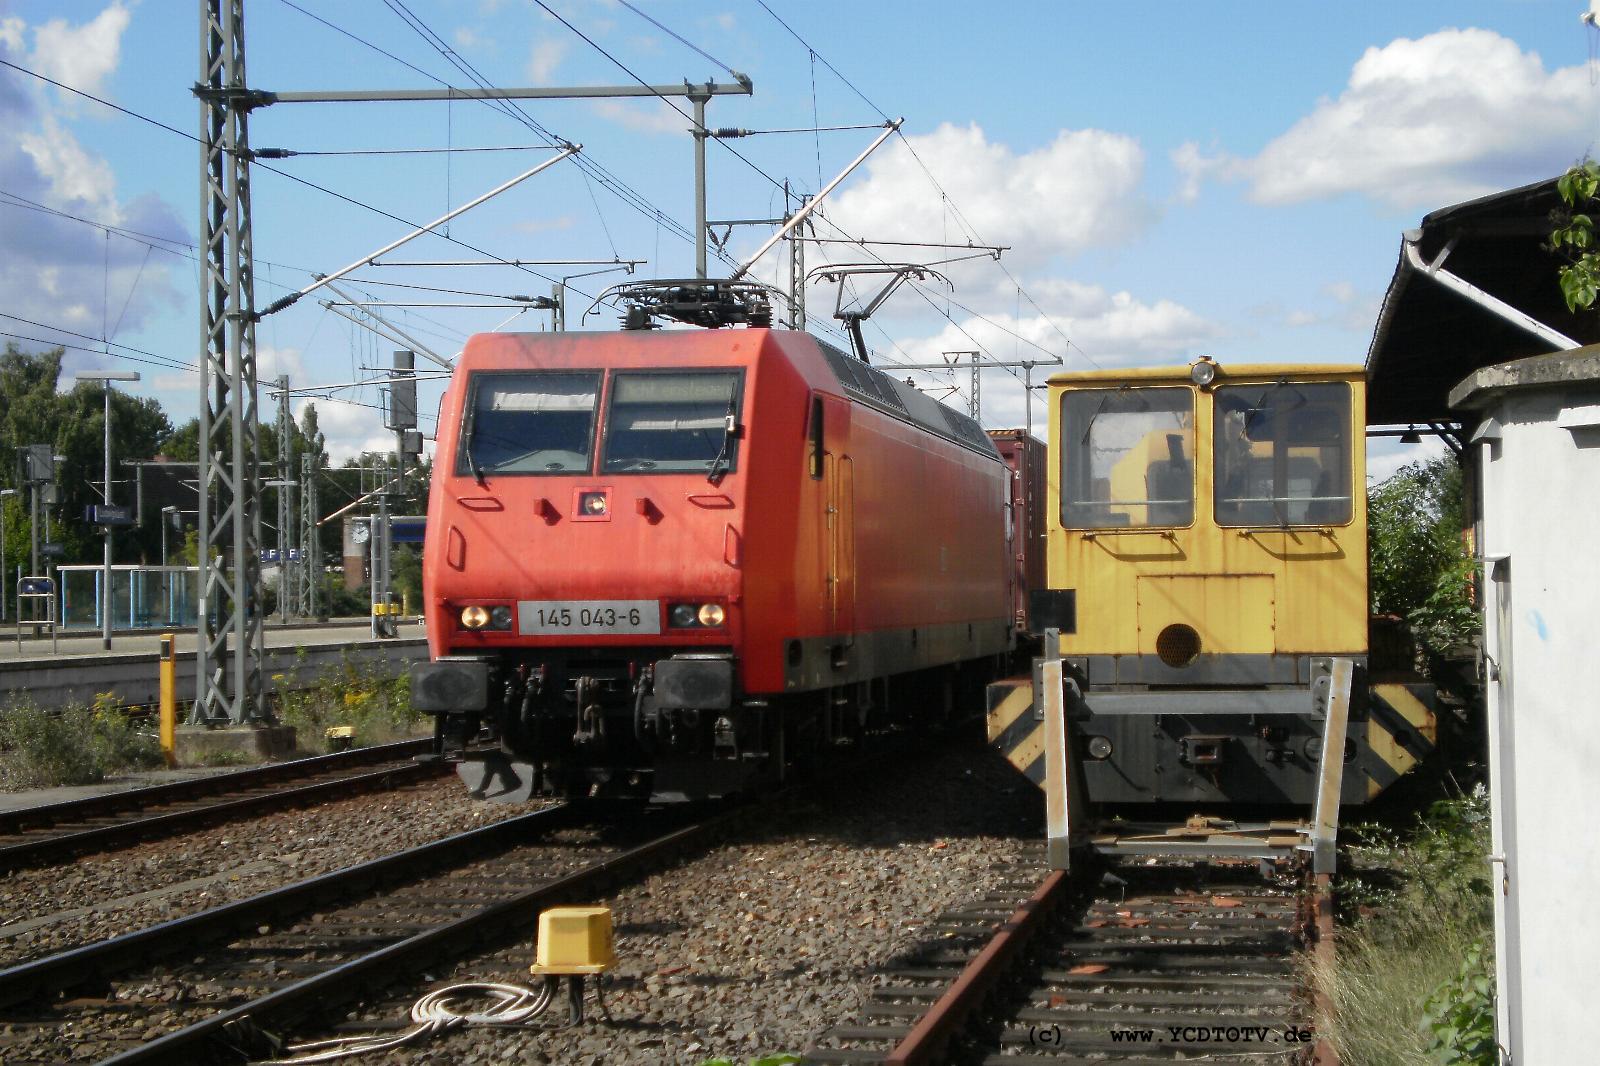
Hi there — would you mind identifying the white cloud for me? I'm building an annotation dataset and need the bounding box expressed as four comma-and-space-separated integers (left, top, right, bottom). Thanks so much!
511, 214, 577, 236
880, 279, 1220, 381
453, 26, 489, 51
588, 97, 692, 135
877, 282, 1218, 430
309, 399, 407, 464
19, 115, 119, 214
257, 345, 308, 385
824, 123, 1152, 270
526, 38, 568, 85
28, 1, 130, 106
0, 5, 187, 356
1324, 280, 1357, 304
1178, 29, 1592, 208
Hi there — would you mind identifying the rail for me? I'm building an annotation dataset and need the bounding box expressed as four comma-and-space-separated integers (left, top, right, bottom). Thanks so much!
0, 739, 439, 870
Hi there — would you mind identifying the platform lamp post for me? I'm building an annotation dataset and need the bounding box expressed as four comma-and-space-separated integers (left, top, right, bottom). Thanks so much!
75, 370, 140, 651
0, 488, 14, 623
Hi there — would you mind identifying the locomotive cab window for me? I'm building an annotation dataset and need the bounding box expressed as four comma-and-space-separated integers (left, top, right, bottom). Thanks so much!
602, 370, 743, 474
1061, 387, 1194, 528
457, 371, 600, 476
1213, 381, 1352, 526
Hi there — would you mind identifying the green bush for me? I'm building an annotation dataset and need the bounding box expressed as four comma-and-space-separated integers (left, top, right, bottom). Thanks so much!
1422, 941, 1497, 1065
0, 695, 164, 789
274, 651, 423, 754
1368, 457, 1479, 655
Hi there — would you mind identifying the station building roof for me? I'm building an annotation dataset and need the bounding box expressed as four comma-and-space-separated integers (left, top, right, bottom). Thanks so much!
1365, 176, 1600, 426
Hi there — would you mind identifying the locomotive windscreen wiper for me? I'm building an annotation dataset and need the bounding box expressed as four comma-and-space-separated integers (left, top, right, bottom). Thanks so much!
462, 413, 486, 485
706, 390, 740, 484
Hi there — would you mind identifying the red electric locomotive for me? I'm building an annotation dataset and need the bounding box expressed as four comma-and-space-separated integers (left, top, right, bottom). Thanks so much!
413, 301, 1012, 802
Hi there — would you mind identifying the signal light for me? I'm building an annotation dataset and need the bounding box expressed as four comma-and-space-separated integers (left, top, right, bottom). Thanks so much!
460, 605, 490, 630
697, 603, 725, 627
490, 605, 514, 630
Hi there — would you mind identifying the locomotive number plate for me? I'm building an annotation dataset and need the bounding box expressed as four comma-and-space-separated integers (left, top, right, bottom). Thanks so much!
517, 599, 660, 636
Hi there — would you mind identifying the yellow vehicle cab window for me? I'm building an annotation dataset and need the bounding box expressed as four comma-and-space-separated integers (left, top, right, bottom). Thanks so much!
1061, 387, 1194, 529
1213, 381, 1352, 526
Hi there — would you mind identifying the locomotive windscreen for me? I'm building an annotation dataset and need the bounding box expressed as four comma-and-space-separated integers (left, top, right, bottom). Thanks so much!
601, 370, 742, 474
458, 371, 600, 475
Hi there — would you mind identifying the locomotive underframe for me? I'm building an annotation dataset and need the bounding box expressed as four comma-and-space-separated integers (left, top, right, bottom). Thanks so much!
991, 652, 1436, 807
421, 646, 993, 803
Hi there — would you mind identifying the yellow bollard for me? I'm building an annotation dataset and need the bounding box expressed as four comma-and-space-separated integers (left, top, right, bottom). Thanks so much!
159, 633, 177, 767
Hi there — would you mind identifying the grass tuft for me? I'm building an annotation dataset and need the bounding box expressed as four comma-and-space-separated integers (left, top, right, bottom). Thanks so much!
1307, 787, 1495, 1065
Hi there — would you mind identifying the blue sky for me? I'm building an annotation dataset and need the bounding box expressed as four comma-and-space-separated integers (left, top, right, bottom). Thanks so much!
2, 1, 1597, 475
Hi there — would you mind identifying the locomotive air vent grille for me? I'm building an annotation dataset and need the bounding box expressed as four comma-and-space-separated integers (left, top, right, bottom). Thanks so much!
938, 405, 990, 448
822, 347, 907, 412
1155, 623, 1202, 668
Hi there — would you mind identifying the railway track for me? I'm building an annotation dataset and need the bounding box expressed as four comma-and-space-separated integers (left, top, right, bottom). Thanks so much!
0, 740, 441, 871
804, 847, 1316, 1065
0, 800, 726, 1064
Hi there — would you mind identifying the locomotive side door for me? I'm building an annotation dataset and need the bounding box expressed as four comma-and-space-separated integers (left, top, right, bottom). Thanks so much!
818, 395, 855, 636
832, 455, 855, 634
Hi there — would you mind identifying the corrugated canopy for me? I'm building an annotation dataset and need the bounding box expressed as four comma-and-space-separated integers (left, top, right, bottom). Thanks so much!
1364, 176, 1600, 425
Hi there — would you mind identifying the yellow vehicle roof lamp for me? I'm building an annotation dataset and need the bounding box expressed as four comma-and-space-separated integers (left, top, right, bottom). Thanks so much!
1189, 356, 1220, 387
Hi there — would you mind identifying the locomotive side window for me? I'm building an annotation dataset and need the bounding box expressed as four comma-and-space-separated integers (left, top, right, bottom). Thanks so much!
602, 371, 743, 474
808, 396, 824, 480
1061, 387, 1194, 528
458, 371, 601, 476
1213, 381, 1352, 527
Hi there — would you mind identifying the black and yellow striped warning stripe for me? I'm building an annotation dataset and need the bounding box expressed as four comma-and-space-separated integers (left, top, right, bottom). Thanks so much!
986, 677, 1046, 786
1364, 682, 1438, 799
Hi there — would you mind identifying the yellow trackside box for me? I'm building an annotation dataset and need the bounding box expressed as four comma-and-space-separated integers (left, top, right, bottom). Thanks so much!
530, 906, 615, 975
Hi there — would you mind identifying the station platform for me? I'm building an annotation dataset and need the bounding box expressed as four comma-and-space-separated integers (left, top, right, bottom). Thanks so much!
4, 617, 422, 663
0, 765, 239, 815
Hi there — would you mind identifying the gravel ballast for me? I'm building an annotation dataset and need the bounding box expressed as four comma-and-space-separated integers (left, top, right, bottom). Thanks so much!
0, 777, 541, 968
322, 737, 1048, 1065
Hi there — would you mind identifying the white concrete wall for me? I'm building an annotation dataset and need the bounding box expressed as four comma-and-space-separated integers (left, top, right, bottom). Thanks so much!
1477, 387, 1600, 1065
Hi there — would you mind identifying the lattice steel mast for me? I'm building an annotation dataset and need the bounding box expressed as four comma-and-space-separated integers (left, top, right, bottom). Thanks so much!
193, 0, 265, 724
275, 374, 296, 619
299, 453, 320, 620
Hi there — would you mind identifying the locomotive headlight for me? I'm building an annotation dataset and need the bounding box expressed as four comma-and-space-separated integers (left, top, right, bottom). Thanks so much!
697, 603, 726, 627
669, 604, 698, 628
580, 491, 608, 516
489, 605, 514, 631
460, 605, 491, 630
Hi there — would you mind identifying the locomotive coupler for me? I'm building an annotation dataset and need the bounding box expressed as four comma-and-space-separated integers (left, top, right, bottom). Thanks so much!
572, 676, 607, 752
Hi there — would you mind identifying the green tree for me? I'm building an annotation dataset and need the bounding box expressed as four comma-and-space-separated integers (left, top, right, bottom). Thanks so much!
1550, 160, 1600, 310
0, 345, 173, 566
1368, 456, 1478, 652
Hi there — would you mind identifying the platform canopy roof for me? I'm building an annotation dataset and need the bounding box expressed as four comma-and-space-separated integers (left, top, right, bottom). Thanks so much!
1365, 176, 1600, 426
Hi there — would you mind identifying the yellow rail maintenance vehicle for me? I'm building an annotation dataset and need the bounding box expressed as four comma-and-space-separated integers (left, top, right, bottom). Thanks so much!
987, 358, 1437, 807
